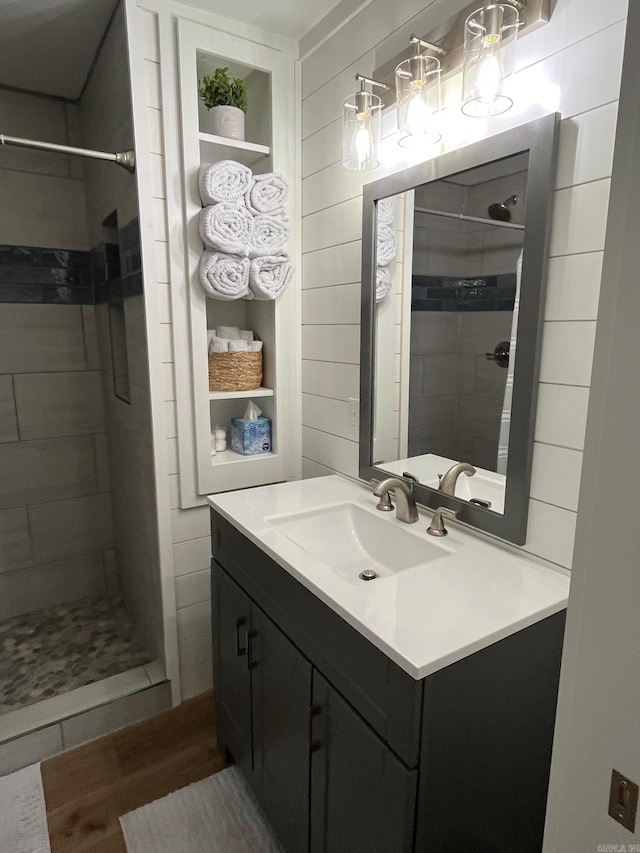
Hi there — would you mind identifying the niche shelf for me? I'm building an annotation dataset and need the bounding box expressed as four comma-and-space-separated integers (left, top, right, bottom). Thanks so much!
173, 20, 299, 504
208, 387, 274, 401
198, 133, 270, 168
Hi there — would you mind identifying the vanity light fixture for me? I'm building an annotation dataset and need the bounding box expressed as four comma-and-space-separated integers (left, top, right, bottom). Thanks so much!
395, 35, 446, 148
462, 2, 523, 117
343, 74, 389, 171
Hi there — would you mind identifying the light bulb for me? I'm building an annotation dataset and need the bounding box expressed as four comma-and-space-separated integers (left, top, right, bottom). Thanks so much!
405, 87, 430, 136
350, 116, 374, 171
472, 42, 504, 105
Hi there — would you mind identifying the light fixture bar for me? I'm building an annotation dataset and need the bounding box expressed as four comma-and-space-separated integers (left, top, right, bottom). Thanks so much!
409, 34, 447, 56
355, 74, 390, 91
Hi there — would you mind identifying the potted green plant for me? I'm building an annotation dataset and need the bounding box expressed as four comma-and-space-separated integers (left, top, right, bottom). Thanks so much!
198, 68, 248, 141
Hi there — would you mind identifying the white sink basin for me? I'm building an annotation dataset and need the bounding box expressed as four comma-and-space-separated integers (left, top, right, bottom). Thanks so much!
267, 502, 450, 584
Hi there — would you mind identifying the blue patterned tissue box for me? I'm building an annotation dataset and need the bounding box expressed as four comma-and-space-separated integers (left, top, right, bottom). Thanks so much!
231, 416, 271, 455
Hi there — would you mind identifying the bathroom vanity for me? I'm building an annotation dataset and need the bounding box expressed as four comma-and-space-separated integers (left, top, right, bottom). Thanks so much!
208, 475, 569, 853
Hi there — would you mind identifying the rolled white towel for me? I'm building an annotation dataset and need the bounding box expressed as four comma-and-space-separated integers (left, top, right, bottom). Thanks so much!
376, 266, 392, 302
199, 203, 253, 255
377, 197, 396, 226
249, 254, 294, 301
199, 252, 251, 301
199, 161, 254, 205
245, 172, 288, 218
249, 215, 289, 257
377, 224, 397, 266
216, 326, 241, 339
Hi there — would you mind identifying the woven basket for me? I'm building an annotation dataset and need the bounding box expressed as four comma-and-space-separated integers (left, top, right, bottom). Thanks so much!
208, 350, 262, 392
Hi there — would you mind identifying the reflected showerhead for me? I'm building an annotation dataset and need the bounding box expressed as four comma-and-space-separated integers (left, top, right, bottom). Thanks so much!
488, 194, 518, 222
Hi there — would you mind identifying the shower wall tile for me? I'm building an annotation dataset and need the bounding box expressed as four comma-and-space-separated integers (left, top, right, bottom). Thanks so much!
0, 304, 86, 373
0, 376, 18, 443
0, 435, 98, 509
0, 508, 32, 574
82, 306, 101, 370
29, 493, 114, 565
0, 553, 106, 620
14, 371, 105, 440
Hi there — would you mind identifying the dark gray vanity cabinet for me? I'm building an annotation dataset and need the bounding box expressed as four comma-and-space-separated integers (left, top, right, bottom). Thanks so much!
211, 509, 566, 853
310, 672, 417, 853
212, 566, 312, 853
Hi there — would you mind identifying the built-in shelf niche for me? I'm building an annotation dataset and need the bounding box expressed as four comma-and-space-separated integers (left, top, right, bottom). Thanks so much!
175, 19, 299, 504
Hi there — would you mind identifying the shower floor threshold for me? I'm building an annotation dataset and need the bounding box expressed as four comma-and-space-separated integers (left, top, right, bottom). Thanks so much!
0, 660, 165, 745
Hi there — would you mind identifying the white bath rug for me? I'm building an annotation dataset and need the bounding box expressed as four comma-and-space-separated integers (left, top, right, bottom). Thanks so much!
0, 762, 50, 853
120, 766, 283, 853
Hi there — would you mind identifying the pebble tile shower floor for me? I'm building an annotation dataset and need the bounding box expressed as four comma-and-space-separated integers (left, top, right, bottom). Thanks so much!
0, 594, 153, 715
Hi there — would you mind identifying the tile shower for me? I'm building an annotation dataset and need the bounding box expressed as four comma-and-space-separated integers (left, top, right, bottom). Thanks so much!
0, 237, 154, 714
0, 3, 163, 723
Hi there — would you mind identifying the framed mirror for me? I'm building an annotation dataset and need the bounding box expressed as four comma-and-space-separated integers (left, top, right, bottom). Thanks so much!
359, 113, 560, 544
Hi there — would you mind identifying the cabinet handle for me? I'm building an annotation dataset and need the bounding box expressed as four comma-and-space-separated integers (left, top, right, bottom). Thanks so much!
235, 617, 247, 657
247, 629, 259, 670
308, 703, 323, 754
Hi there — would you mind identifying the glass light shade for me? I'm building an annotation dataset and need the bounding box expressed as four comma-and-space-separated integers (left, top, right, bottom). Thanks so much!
343, 90, 383, 171
462, 4, 520, 118
395, 54, 442, 147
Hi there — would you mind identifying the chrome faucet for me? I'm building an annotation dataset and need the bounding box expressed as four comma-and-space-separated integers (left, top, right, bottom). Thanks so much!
438, 462, 476, 496
372, 477, 419, 524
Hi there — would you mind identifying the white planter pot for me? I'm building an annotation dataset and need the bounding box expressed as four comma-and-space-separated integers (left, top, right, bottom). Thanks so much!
205, 105, 245, 141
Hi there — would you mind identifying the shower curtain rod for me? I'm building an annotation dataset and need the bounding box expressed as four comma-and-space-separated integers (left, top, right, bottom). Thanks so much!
0, 133, 136, 173
414, 206, 524, 230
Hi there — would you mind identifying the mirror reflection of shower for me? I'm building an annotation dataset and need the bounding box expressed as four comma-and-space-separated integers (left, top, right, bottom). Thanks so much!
488, 193, 518, 222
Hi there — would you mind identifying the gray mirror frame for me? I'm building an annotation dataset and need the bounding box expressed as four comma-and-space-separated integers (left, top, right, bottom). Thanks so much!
359, 112, 561, 545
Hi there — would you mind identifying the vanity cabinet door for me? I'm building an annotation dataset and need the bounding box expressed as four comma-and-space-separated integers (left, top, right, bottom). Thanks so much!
252, 608, 312, 853
211, 562, 253, 777
310, 672, 417, 853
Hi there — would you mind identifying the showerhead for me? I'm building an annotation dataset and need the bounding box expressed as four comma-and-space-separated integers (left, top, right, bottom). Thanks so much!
488, 194, 518, 222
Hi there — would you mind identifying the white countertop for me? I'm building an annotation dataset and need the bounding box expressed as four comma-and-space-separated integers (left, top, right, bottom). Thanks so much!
208, 475, 570, 680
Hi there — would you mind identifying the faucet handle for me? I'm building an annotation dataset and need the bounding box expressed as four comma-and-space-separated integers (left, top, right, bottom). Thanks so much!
370, 479, 394, 512
427, 506, 457, 537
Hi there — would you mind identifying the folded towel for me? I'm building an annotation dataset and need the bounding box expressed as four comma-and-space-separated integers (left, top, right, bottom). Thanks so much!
249, 254, 294, 300
248, 341, 263, 352
238, 329, 254, 342
199, 161, 254, 205
245, 172, 288, 218
228, 340, 250, 352
376, 224, 397, 266
199, 252, 251, 301
249, 215, 289, 257
199, 203, 253, 255
209, 337, 229, 353
376, 266, 392, 302
377, 197, 396, 226
216, 326, 241, 339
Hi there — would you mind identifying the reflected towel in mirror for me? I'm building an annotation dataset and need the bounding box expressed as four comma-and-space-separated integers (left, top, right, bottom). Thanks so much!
376, 224, 397, 266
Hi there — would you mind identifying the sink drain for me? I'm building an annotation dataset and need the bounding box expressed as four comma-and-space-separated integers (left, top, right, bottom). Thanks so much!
359, 569, 379, 581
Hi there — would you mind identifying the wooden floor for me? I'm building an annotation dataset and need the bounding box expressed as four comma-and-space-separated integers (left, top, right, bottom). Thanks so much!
41, 693, 226, 852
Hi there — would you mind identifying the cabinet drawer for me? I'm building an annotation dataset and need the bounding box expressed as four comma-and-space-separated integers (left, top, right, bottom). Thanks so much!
212, 511, 423, 768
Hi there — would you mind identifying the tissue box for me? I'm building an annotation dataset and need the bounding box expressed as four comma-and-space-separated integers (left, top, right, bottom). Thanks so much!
231, 416, 271, 456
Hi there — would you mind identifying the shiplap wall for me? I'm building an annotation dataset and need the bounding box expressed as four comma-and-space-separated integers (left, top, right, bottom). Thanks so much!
137, 7, 214, 701
301, 0, 628, 569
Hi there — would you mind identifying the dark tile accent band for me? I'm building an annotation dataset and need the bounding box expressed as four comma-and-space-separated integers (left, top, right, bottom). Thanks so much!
0, 218, 142, 306
411, 273, 517, 312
